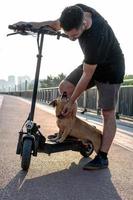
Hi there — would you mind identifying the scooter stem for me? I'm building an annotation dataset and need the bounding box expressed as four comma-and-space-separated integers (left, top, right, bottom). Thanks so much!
28, 33, 44, 121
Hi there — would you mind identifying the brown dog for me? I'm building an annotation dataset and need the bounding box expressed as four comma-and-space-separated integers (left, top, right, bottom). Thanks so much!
49, 93, 102, 153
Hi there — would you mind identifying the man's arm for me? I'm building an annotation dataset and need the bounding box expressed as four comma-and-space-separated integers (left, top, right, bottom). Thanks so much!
70, 63, 97, 104
61, 63, 97, 116
29, 19, 61, 31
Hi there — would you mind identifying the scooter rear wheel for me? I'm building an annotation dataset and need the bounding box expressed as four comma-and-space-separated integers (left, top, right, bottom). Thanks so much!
80, 142, 94, 158
21, 139, 32, 171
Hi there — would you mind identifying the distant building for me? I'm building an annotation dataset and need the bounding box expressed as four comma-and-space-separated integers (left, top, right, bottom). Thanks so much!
8, 75, 15, 91
0, 79, 8, 92
17, 76, 31, 91
8, 75, 15, 85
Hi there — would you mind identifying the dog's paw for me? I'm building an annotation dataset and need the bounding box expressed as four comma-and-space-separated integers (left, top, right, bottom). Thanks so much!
56, 138, 65, 143
49, 136, 60, 142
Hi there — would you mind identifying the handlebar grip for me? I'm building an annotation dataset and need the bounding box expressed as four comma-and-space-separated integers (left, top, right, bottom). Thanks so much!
8, 25, 17, 30
8, 23, 32, 31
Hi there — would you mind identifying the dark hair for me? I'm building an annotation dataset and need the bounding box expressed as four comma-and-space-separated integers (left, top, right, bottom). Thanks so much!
59, 5, 84, 31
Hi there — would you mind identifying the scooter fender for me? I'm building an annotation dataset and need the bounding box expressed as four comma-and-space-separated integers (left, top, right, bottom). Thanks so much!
22, 134, 35, 143
23, 134, 35, 148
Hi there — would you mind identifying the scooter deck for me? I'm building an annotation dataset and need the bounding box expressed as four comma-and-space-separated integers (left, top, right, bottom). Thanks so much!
38, 136, 83, 155
48, 135, 80, 143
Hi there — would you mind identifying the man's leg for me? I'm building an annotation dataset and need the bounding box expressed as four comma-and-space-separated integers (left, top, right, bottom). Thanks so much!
101, 109, 116, 153
59, 64, 84, 95
83, 82, 120, 170
59, 63, 95, 109
59, 79, 75, 97
83, 109, 116, 170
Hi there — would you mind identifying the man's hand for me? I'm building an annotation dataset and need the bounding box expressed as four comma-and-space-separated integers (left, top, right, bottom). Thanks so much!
61, 100, 74, 116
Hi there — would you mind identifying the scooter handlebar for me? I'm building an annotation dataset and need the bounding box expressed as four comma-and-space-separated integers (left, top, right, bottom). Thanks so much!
8, 23, 68, 38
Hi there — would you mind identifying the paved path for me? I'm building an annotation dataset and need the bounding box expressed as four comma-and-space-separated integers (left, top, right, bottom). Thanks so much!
0, 95, 133, 200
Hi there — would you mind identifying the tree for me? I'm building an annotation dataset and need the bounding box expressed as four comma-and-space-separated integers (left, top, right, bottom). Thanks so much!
40, 73, 66, 88
123, 79, 133, 85
124, 74, 133, 79
123, 74, 133, 85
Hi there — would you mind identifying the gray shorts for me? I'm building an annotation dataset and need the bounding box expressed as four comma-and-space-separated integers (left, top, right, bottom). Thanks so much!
65, 65, 121, 110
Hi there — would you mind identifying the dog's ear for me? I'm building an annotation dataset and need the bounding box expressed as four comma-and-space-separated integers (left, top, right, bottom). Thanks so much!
49, 99, 57, 107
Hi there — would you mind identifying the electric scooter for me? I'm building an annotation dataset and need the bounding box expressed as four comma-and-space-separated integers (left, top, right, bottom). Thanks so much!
7, 24, 94, 171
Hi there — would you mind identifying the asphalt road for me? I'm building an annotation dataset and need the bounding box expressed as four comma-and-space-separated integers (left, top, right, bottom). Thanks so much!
0, 95, 133, 200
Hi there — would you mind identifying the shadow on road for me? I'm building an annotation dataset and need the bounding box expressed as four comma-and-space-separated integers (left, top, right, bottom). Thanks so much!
0, 158, 121, 200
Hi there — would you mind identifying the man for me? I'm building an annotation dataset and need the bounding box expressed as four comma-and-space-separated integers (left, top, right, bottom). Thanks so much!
15, 4, 125, 170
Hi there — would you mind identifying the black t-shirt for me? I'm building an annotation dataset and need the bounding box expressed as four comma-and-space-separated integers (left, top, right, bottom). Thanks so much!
76, 4, 125, 83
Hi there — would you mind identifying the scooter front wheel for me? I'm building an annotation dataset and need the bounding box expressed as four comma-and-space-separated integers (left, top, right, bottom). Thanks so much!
21, 139, 32, 171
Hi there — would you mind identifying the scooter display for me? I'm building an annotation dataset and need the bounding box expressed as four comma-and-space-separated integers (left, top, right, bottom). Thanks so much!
7, 24, 94, 171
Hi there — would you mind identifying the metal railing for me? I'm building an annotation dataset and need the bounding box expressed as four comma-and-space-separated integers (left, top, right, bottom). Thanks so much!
1, 85, 133, 118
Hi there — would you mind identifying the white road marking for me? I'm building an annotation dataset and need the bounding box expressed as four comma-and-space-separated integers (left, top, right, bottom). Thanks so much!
0, 95, 4, 109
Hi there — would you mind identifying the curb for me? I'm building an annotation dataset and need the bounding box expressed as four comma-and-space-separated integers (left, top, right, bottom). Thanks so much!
78, 110, 133, 129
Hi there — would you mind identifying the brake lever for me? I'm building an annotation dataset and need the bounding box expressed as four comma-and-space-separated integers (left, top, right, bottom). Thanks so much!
7, 32, 19, 37
7, 31, 30, 37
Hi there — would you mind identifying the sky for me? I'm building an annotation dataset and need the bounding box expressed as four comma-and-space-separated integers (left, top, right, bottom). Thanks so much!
0, 0, 133, 81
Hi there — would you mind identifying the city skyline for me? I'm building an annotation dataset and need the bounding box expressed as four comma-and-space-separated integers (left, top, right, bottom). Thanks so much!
0, 75, 31, 92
